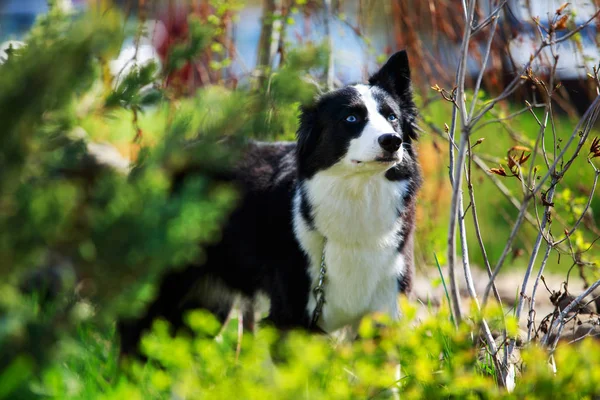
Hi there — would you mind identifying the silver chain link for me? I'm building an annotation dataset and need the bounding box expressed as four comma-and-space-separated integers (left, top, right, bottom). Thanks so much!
311, 240, 327, 328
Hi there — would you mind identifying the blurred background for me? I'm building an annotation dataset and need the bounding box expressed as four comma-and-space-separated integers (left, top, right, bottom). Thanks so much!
2, 0, 599, 275
3, 0, 599, 99
1, 1, 600, 397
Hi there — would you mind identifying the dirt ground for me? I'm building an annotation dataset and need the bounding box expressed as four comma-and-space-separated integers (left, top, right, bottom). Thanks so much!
412, 265, 600, 343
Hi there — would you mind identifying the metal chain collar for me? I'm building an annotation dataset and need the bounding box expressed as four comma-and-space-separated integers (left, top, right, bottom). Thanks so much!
310, 239, 327, 328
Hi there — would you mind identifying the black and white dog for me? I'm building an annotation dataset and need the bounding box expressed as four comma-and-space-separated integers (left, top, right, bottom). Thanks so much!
119, 50, 421, 353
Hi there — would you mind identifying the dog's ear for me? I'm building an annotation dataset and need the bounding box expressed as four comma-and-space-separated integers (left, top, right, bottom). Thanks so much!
368, 50, 412, 102
369, 50, 419, 141
296, 104, 318, 159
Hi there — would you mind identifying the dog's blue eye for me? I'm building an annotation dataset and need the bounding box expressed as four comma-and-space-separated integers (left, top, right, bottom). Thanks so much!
345, 115, 358, 123
387, 114, 397, 122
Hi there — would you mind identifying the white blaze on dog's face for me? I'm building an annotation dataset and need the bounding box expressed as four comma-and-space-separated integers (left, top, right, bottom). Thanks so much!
296, 51, 416, 180
344, 84, 403, 169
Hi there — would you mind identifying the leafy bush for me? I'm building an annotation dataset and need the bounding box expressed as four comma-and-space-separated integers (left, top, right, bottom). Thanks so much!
0, 2, 327, 398
2, 2, 600, 399
25, 302, 600, 399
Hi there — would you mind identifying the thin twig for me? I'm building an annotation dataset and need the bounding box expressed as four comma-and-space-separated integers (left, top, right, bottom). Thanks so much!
534, 95, 600, 197
527, 243, 552, 342
471, 47, 544, 126
553, 9, 600, 45
468, 8, 501, 119
482, 199, 529, 306
467, 142, 503, 307
483, 95, 600, 305
470, 0, 507, 35
447, 0, 478, 326
542, 279, 600, 350
448, 0, 511, 388
427, 120, 538, 227
553, 167, 600, 246
447, 82, 463, 326
509, 43, 561, 356
472, 104, 542, 133
512, 184, 556, 342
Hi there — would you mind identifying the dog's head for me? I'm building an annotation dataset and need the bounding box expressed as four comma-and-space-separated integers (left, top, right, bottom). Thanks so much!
296, 50, 417, 179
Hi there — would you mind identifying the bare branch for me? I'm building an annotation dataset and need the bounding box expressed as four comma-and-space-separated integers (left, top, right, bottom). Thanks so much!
527, 243, 552, 342
471, 1, 507, 35
472, 104, 543, 134
447, 0, 513, 388
467, 143, 503, 306
553, 9, 600, 45
533, 95, 600, 198
471, 155, 537, 225
553, 167, 600, 246
447, 0, 479, 326
482, 201, 529, 306
541, 279, 600, 349
447, 104, 464, 325
514, 183, 556, 338
471, 48, 544, 126
468, 9, 501, 119
483, 95, 600, 306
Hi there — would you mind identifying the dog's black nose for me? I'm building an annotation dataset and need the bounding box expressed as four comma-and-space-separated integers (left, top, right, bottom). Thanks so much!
378, 134, 402, 152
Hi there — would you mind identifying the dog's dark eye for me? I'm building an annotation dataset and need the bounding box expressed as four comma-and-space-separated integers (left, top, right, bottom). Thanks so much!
387, 114, 398, 122
345, 115, 358, 123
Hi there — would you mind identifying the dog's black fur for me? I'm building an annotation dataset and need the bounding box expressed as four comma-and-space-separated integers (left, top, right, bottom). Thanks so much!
119, 51, 422, 355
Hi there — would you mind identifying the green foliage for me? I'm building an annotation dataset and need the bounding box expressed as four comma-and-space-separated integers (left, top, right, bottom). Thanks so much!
0, 8, 120, 194
2, 3, 600, 399
165, 15, 214, 74
105, 63, 162, 110
249, 44, 327, 139
24, 305, 600, 399
0, 3, 327, 398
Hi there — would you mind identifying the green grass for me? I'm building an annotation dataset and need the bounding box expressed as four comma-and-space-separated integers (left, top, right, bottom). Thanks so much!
434, 252, 455, 326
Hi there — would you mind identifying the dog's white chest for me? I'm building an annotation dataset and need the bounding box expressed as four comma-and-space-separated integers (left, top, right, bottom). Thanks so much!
293, 172, 410, 332
313, 242, 405, 332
